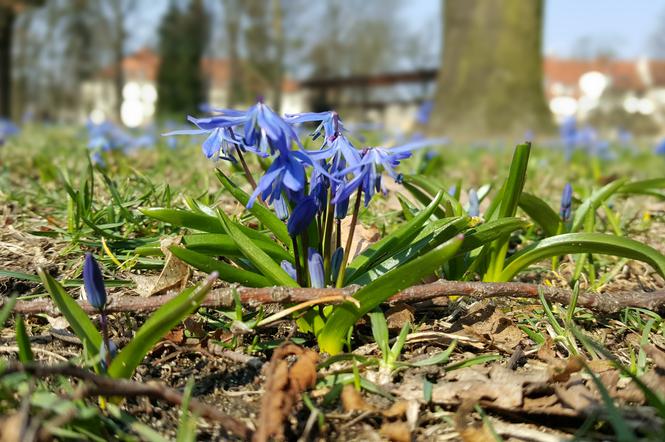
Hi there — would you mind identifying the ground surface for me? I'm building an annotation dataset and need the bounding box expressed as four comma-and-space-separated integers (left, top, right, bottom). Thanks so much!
1, 127, 665, 441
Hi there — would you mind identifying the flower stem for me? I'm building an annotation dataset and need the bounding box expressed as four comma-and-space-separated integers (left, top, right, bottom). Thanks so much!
99, 311, 112, 370
301, 232, 310, 287
234, 146, 257, 190
336, 187, 363, 288
291, 236, 303, 286
323, 202, 335, 279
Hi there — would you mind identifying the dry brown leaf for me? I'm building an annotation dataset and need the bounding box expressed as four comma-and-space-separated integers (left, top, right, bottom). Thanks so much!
456, 305, 524, 353
455, 401, 494, 442
148, 236, 190, 296
253, 343, 318, 442
342, 385, 374, 413
382, 400, 408, 418
339, 217, 380, 259
385, 304, 415, 331
379, 421, 411, 442
164, 327, 185, 344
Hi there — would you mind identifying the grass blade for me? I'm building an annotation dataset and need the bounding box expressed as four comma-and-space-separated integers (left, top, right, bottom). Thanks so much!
571, 179, 627, 232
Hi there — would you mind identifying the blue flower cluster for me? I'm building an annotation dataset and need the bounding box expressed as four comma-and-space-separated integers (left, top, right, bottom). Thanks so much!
86, 120, 155, 165
167, 100, 442, 237
166, 99, 443, 287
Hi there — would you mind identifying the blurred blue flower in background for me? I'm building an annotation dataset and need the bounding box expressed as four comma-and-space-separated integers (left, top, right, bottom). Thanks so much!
0, 118, 19, 145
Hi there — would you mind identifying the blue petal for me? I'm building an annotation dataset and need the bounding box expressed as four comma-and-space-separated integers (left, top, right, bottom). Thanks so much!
83, 253, 107, 310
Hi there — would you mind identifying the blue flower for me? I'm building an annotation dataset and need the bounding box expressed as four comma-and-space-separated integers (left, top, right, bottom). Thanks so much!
656, 139, 665, 155
467, 189, 479, 217
415, 100, 433, 125
285, 110, 343, 142
308, 248, 325, 288
190, 100, 301, 155
0, 118, 19, 145
83, 253, 107, 310
560, 183, 573, 221
280, 260, 297, 281
287, 196, 318, 237
272, 194, 290, 220
164, 119, 253, 161
248, 149, 313, 208
333, 139, 440, 206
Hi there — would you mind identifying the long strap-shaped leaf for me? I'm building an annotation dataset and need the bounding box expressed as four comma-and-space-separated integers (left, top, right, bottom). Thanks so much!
318, 235, 464, 355
351, 217, 470, 284
571, 178, 627, 232
38, 269, 102, 356
403, 174, 463, 216
184, 233, 293, 263
518, 192, 560, 236
170, 246, 272, 287
141, 207, 269, 242
216, 209, 299, 287
499, 232, 665, 282
344, 191, 443, 283
215, 169, 291, 245
108, 276, 216, 379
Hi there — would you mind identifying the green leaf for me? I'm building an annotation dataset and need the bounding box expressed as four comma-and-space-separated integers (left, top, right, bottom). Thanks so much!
369, 311, 390, 359
571, 179, 627, 232
0, 294, 18, 328
16, 315, 34, 363
498, 143, 531, 219
169, 246, 272, 287
344, 191, 444, 283
141, 208, 225, 233
403, 174, 463, 216
396, 192, 418, 220
518, 192, 560, 236
318, 235, 464, 354
183, 233, 292, 263
620, 178, 665, 199
500, 232, 665, 281
457, 217, 529, 254
141, 207, 271, 242
215, 169, 291, 245
351, 217, 470, 284
407, 341, 457, 367
108, 277, 216, 379
216, 209, 299, 287
38, 268, 102, 356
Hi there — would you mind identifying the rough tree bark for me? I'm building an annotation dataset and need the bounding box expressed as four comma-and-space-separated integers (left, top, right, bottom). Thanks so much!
0, 5, 15, 118
430, 0, 553, 139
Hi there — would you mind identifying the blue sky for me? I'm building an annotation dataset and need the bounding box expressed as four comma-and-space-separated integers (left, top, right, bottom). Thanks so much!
131, 1, 665, 60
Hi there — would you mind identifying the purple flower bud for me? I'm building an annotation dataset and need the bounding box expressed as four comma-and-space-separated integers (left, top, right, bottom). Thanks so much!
560, 183, 573, 221
99, 340, 118, 372
273, 194, 289, 221
307, 248, 325, 288
287, 196, 318, 237
280, 260, 297, 281
468, 189, 479, 217
330, 247, 344, 283
83, 253, 107, 310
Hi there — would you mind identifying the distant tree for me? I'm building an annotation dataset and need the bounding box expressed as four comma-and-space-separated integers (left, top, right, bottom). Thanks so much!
0, 0, 44, 119
430, 0, 553, 138
156, 0, 210, 117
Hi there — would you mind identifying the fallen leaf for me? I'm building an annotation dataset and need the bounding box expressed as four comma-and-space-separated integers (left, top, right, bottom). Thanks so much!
254, 343, 318, 442
379, 421, 411, 442
342, 385, 374, 413
382, 400, 408, 418
149, 236, 190, 296
385, 304, 415, 331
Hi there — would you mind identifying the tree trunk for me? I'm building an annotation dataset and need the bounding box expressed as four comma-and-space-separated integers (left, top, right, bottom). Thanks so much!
429, 0, 553, 139
111, 0, 124, 121
0, 6, 15, 119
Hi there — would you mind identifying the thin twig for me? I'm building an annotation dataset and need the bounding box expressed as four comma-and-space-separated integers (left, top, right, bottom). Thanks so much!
1, 362, 252, 439
9, 280, 665, 316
